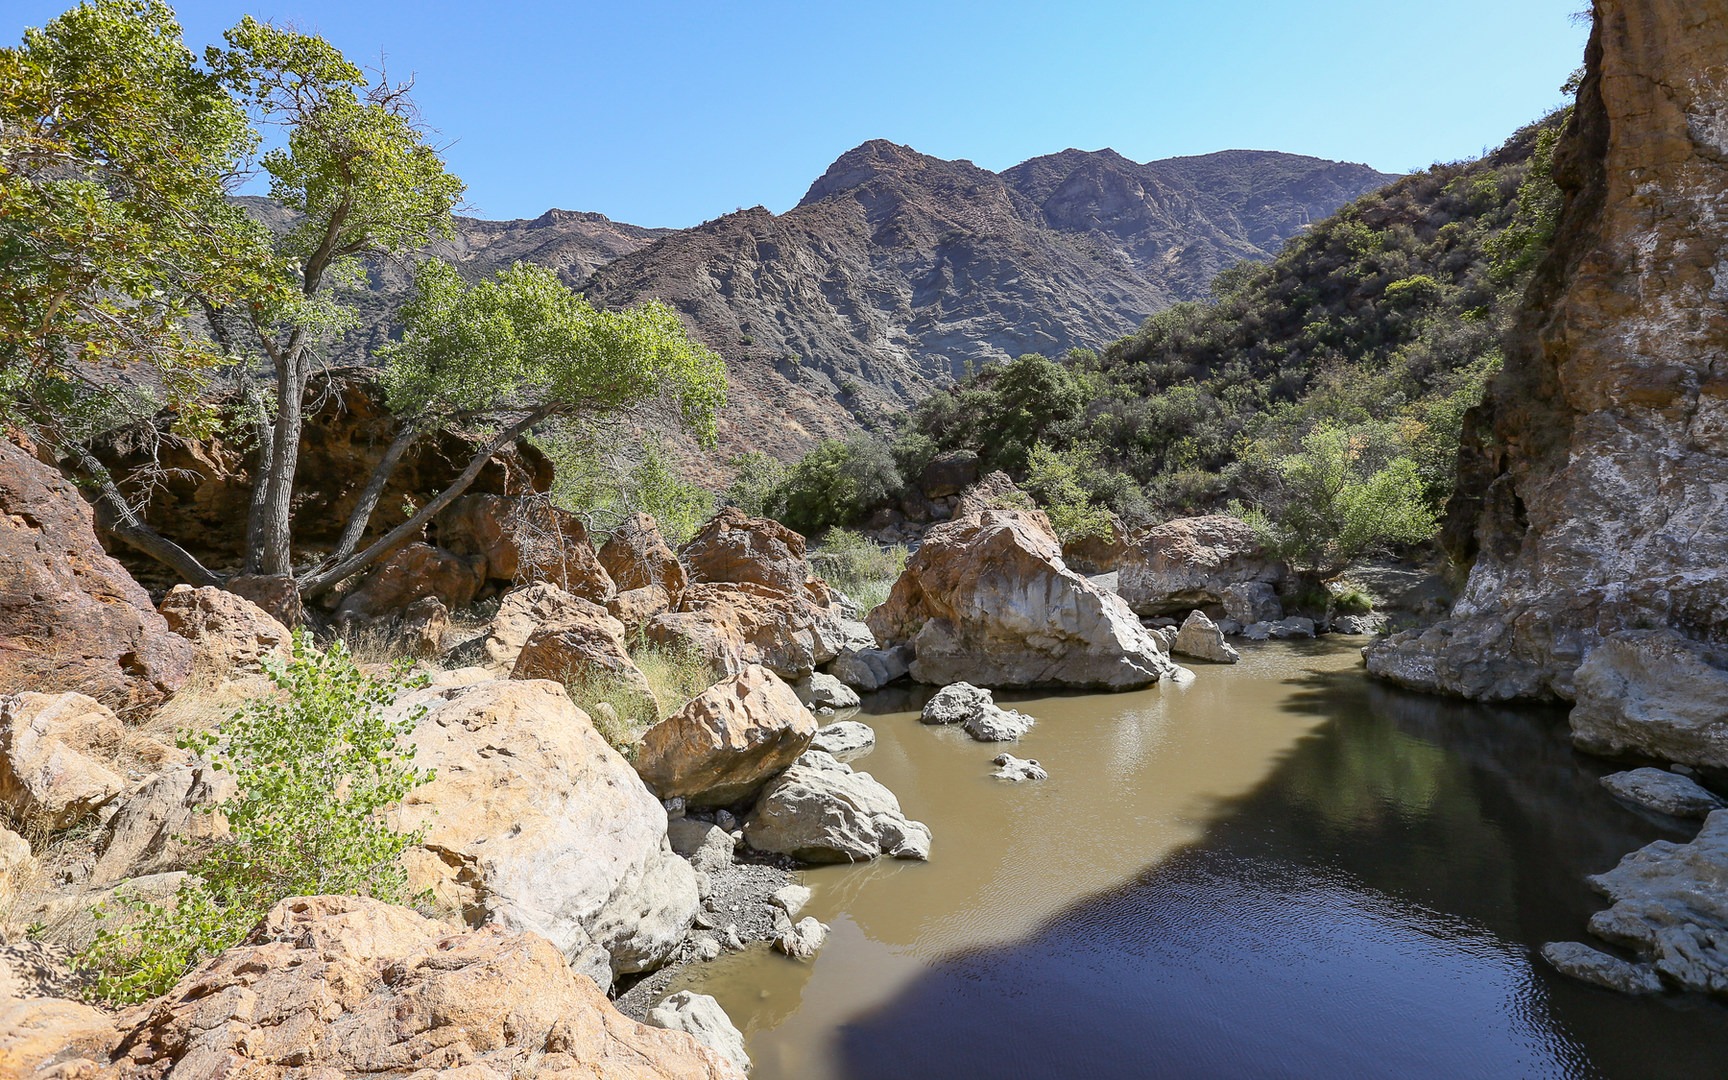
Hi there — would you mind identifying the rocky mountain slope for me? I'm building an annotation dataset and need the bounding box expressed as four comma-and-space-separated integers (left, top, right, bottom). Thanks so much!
582, 142, 1396, 460
1366, 0, 1728, 768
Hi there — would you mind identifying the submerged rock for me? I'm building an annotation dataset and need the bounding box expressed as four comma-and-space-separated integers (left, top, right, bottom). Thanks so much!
1170, 610, 1240, 664
1600, 768, 1726, 819
649, 991, 751, 1074
745, 755, 931, 864
1242, 617, 1316, 641
773, 912, 830, 960
921, 683, 1034, 742
992, 753, 1048, 782
1541, 941, 1664, 995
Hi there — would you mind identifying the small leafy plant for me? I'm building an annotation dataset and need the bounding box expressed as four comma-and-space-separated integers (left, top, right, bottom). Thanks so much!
81, 632, 433, 1004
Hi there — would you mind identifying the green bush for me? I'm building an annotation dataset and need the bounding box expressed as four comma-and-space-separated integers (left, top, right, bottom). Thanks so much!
779, 435, 901, 536
80, 633, 432, 1003
722, 451, 788, 518
1023, 442, 1114, 543
810, 528, 908, 613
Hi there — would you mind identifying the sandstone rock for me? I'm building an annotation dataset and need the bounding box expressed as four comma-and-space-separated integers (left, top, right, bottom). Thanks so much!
682, 507, 812, 595
1600, 768, 1726, 820
793, 671, 861, 711
438, 493, 615, 600
646, 582, 837, 681
1579, 810, 1728, 996
1222, 581, 1284, 625
920, 450, 980, 499
1119, 515, 1284, 617
1541, 941, 1664, 995
97, 895, 745, 1079
829, 645, 912, 691
1170, 610, 1241, 664
1368, 3, 1728, 712
336, 540, 484, 624
648, 991, 751, 1075
0, 995, 112, 1078
475, 582, 607, 674
0, 440, 193, 713
869, 510, 1180, 689
0, 939, 83, 1001
668, 818, 735, 875
600, 512, 688, 596
1568, 631, 1728, 769
745, 755, 931, 863
635, 666, 817, 808
773, 913, 830, 960
157, 585, 291, 674
394, 595, 450, 658
0, 692, 127, 829
390, 679, 698, 978
90, 763, 235, 886
609, 584, 673, 633
992, 753, 1049, 781
811, 720, 876, 762
226, 573, 304, 629
512, 603, 653, 706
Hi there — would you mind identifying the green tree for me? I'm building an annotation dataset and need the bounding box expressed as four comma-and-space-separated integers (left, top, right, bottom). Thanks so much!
80, 632, 432, 1003
722, 451, 788, 518
1023, 441, 1114, 543
779, 435, 901, 536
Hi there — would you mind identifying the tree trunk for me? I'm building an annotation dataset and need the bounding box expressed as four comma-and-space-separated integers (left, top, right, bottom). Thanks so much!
63, 444, 223, 587
251, 344, 307, 577
325, 421, 419, 567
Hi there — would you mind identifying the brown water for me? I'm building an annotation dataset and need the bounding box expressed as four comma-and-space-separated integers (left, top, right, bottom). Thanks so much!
674, 641, 1728, 1079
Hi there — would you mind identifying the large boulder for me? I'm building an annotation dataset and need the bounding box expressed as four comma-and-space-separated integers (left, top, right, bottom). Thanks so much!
1118, 515, 1284, 617
919, 450, 980, 499
867, 510, 1182, 689
1568, 630, 1728, 768
1367, 1, 1728, 714
829, 644, 912, 691
335, 541, 484, 624
157, 585, 291, 674
635, 666, 817, 808
390, 679, 699, 978
1061, 515, 1134, 575
472, 583, 607, 674
0, 692, 127, 830
0, 441, 193, 713
920, 682, 1034, 742
94, 895, 745, 1078
1170, 610, 1241, 664
646, 582, 845, 681
89, 762, 235, 886
744, 751, 931, 864
647, 991, 750, 1075
438, 492, 615, 601
681, 507, 811, 595
511, 603, 653, 706
600, 512, 688, 597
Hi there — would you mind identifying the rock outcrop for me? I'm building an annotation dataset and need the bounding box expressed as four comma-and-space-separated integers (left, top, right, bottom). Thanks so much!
88, 895, 745, 1078
599, 512, 688, 596
510, 602, 653, 705
1568, 631, 1728, 769
1117, 515, 1284, 618
868, 510, 1181, 689
1600, 768, 1725, 819
389, 679, 698, 980
1367, 3, 1728, 762
0, 441, 193, 713
635, 666, 818, 809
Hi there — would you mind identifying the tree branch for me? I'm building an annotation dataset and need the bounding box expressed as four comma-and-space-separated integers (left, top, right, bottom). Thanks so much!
60, 441, 223, 588
325, 418, 420, 566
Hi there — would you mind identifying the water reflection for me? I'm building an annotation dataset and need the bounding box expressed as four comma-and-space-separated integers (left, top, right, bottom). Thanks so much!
680, 642, 1728, 1079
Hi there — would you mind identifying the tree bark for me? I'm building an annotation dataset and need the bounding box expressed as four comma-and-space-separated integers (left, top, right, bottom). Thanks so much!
325, 420, 419, 566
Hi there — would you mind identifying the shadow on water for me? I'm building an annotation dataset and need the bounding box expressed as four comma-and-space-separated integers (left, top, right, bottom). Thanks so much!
828, 647, 1728, 1080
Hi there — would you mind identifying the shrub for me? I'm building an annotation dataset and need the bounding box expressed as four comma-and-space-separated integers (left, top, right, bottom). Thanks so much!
722, 451, 788, 518
556, 643, 714, 759
810, 529, 908, 613
79, 633, 432, 1004
779, 435, 901, 535
1022, 442, 1115, 543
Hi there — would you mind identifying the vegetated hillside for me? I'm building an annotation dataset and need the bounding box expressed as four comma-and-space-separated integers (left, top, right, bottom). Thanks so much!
582, 141, 1396, 462
898, 112, 1566, 523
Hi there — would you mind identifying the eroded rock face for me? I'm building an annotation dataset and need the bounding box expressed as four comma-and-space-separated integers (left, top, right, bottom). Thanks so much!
0, 692, 127, 830
1368, 3, 1728, 737
647, 583, 838, 681
682, 507, 811, 595
1569, 631, 1728, 768
600, 513, 687, 596
635, 666, 817, 809
868, 510, 1180, 689
90, 763, 234, 886
157, 585, 291, 674
473, 583, 607, 674
0, 441, 192, 713
1118, 515, 1284, 618
390, 679, 698, 978
335, 541, 484, 625
1060, 515, 1134, 575
96, 895, 745, 1079
438, 493, 615, 601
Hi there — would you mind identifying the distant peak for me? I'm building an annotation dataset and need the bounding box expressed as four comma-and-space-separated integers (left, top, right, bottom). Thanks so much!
798, 139, 945, 207
529, 208, 611, 228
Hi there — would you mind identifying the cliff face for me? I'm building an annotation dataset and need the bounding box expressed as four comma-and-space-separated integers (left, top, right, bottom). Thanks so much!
1368, 1, 1728, 759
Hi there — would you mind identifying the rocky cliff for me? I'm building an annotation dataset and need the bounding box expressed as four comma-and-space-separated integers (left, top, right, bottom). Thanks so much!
1367, 0, 1728, 765
582, 142, 1394, 461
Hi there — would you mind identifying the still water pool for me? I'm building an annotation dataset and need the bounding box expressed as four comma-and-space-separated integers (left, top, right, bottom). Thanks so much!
675, 641, 1728, 1079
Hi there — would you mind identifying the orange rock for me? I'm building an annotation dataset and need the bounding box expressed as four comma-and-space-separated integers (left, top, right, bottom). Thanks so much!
635, 665, 817, 808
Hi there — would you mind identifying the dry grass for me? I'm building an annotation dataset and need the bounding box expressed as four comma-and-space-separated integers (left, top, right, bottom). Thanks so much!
558, 643, 714, 760
811, 529, 909, 614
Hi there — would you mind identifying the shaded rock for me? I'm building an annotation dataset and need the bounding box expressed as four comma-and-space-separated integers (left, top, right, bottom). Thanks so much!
1242, 617, 1317, 641
511, 602, 652, 705
954, 471, 1030, 519
394, 595, 450, 659
0, 440, 192, 713
648, 991, 751, 1075
920, 450, 979, 499
992, 753, 1048, 781
869, 510, 1180, 689
0, 939, 83, 1001
1119, 515, 1284, 617
157, 585, 291, 674
0, 995, 112, 1078
0, 692, 126, 830
1331, 613, 1386, 636
226, 573, 303, 629
600, 512, 688, 596
90, 763, 235, 886
1061, 515, 1134, 575
668, 818, 736, 875
1569, 630, 1728, 769
336, 540, 484, 624
1600, 768, 1726, 820
636, 666, 817, 808
745, 756, 931, 863
828, 645, 912, 691
773, 913, 830, 961
1222, 581, 1284, 625
1582, 809, 1728, 996
390, 678, 698, 978
811, 720, 876, 762
98, 895, 745, 1079
438, 492, 614, 600
1542, 941, 1664, 995
793, 671, 861, 711
1171, 610, 1240, 664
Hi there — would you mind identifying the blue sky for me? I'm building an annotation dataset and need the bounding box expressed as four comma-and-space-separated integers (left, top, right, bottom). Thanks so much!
13, 1, 1591, 227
